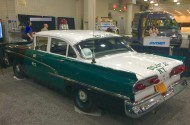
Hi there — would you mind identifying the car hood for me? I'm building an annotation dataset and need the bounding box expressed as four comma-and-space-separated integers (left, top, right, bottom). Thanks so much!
95, 52, 182, 80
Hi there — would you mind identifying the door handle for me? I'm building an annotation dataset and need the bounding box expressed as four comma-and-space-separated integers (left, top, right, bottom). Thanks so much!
32, 62, 36, 67
33, 54, 36, 58
59, 60, 64, 62
38, 54, 44, 57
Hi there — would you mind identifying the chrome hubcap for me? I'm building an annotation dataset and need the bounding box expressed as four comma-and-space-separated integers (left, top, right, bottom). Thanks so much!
16, 65, 20, 72
78, 90, 87, 102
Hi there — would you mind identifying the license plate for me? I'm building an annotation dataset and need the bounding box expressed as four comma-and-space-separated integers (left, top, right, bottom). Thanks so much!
155, 82, 167, 94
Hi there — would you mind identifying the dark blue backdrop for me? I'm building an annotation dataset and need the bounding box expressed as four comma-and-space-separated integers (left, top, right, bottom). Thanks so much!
18, 14, 56, 32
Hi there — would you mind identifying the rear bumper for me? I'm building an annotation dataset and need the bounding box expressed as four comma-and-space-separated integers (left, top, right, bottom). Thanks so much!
170, 38, 182, 46
124, 79, 188, 118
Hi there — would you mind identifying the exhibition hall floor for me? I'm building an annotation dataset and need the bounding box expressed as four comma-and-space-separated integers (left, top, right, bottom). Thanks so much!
0, 67, 189, 125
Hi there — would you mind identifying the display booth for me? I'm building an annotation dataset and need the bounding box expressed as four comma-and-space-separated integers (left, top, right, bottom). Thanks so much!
143, 36, 170, 47
0, 19, 3, 42
18, 14, 56, 32
6, 15, 56, 42
96, 17, 118, 33
57, 17, 75, 30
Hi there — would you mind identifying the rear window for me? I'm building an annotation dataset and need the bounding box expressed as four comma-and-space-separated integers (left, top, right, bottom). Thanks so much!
147, 13, 178, 28
76, 37, 133, 59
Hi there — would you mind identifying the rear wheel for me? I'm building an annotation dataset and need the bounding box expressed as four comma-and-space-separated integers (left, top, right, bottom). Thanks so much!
13, 58, 25, 79
74, 88, 94, 112
3, 53, 10, 66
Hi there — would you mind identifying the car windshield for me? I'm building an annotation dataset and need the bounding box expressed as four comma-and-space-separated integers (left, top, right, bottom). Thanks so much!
76, 37, 133, 59
151, 18, 178, 29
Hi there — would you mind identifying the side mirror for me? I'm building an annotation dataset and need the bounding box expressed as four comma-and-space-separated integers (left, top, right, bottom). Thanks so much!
146, 26, 150, 30
145, 26, 150, 32
35, 46, 39, 50
178, 23, 181, 30
81, 48, 92, 59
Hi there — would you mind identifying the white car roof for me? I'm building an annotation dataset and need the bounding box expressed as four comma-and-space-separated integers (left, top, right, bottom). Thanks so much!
35, 30, 120, 45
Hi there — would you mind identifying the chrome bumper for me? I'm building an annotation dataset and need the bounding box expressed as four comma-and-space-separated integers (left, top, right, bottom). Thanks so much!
124, 79, 188, 118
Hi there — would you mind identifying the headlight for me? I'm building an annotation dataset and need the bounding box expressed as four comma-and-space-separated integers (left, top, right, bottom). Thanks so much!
171, 34, 177, 38
172, 29, 176, 32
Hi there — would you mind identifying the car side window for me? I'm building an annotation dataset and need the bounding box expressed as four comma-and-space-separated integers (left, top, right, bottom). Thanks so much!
36, 36, 48, 51
50, 38, 67, 56
68, 45, 77, 58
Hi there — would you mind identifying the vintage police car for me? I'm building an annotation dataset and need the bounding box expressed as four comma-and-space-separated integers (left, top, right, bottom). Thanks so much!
6, 30, 187, 118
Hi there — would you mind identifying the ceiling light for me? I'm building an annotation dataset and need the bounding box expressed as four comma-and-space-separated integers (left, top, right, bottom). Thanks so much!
175, 10, 182, 14
150, 1, 154, 4
176, 2, 180, 5
154, 3, 159, 6
144, 0, 148, 1
173, 0, 178, 2
164, 10, 168, 13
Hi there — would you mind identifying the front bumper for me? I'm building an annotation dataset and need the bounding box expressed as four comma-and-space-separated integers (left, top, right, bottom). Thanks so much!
124, 79, 188, 118
170, 38, 182, 46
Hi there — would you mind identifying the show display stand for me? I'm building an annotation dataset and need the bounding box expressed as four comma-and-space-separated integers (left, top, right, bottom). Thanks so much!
7, 19, 24, 43
96, 17, 118, 33
143, 36, 170, 47
8, 31, 23, 43
143, 36, 174, 55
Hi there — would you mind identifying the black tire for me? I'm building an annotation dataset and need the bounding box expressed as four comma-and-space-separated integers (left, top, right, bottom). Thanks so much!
116, 29, 119, 34
174, 45, 181, 48
13, 58, 25, 79
74, 88, 94, 113
3, 53, 10, 67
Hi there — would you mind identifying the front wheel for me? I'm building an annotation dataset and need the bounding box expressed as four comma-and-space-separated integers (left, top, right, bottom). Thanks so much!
74, 88, 94, 113
174, 45, 181, 48
13, 58, 25, 79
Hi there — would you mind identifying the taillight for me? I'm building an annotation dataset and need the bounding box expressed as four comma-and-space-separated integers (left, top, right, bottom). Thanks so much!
170, 65, 187, 77
178, 65, 187, 71
149, 78, 160, 84
134, 83, 146, 91
134, 76, 160, 92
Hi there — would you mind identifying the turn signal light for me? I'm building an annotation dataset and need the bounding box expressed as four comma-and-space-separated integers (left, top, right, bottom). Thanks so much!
134, 76, 160, 92
178, 65, 187, 71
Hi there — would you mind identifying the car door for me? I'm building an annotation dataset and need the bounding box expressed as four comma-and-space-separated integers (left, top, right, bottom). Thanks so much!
40, 37, 77, 91
25, 35, 54, 84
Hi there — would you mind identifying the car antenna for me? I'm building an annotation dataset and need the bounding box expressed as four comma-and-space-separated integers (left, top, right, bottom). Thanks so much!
91, 1, 96, 64
91, 35, 96, 64
91, 47, 96, 64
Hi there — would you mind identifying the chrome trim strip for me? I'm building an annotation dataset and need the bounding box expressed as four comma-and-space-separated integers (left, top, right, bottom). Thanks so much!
7, 49, 131, 100
49, 72, 130, 100
6, 50, 57, 74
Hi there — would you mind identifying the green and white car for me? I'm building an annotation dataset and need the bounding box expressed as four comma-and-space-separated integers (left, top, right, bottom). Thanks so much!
6, 30, 188, 118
